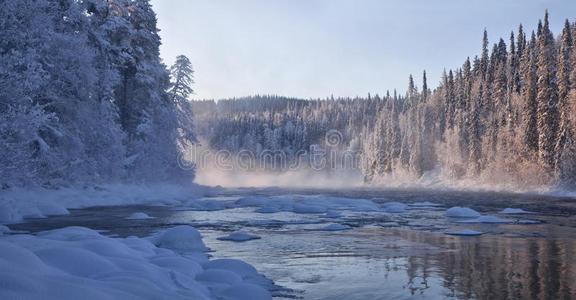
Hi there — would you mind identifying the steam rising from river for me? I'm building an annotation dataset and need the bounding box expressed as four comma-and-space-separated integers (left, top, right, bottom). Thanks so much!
195, 168, 365, 188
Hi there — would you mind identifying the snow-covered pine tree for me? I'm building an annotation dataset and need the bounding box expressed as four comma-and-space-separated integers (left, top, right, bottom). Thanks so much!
555, 20, 576, 182
169, 55, 197, 149
521, 31, 540, 154
536, 11, 560, 170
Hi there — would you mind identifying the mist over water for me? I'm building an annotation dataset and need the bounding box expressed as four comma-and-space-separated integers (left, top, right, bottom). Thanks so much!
193, 162, 565, 197
195, 168, 365, 188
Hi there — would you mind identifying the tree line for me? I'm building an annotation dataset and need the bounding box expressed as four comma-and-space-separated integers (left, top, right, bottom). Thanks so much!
193, 12, 576, 188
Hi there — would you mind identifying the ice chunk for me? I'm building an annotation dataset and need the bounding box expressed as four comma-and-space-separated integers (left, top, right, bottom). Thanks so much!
125, 212, 155, 220
445, 207, 481, 218
149, 226, 209, 253
457, 216, 513, 223
445, 229, 485, 236
382, 202, 408, 213
309, 224, 352, 231
217, 233, 262, 242
516, 219, 542, 224
499, 208, 535, 215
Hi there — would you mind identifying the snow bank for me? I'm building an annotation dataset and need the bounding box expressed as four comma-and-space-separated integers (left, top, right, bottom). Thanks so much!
0, 184, 207, 224
125, 212, 155, 220
0, 226, 273, 300
499, 208, 535, 215
445, 207, 482, 218
217, 233, 262, 242
444, 229, 484, 236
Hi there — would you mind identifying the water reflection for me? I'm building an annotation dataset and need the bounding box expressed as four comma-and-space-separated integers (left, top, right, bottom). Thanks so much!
386, 229, 576, 300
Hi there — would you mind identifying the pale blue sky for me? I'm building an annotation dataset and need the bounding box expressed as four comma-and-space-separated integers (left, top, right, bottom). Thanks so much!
151, 0, 576, 100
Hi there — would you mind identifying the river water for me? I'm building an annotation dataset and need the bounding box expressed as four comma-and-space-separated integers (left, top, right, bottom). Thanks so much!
10, 187, 576, 300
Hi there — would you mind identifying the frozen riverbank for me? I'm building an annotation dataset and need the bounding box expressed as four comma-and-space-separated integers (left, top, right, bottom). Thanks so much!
0, 184, 210, 224
0, 225, 274, 300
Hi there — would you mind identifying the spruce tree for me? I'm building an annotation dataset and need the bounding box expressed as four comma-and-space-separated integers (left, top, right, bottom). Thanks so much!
536, 11, 560, 169
521, 31, 539, 153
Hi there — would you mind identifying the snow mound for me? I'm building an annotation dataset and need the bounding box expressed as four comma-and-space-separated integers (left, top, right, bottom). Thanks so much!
309, 224, 352, 231
445, 207, 481, 218
516, 219, 542, 224
499, 208, 535, 215
457, 215, 513, 223
382, 202, 408, 213
0, 227, 273, 300
445, 229, 485, 236
217, 233, 262, 242
125, 212, 155, 220
149, 225, 209, 253
205, 259, 277, 291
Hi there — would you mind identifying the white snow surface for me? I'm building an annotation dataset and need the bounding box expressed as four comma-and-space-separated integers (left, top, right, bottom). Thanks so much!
217, 232, 262, 242
0, 226, 273, 300
0, 184, 207, 224
444, 229, 485, 236
445, 206, 482, 218
125, 212, 155, 220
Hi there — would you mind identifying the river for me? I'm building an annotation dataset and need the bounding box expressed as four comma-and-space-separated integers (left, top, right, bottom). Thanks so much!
9, 187, 576, 300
